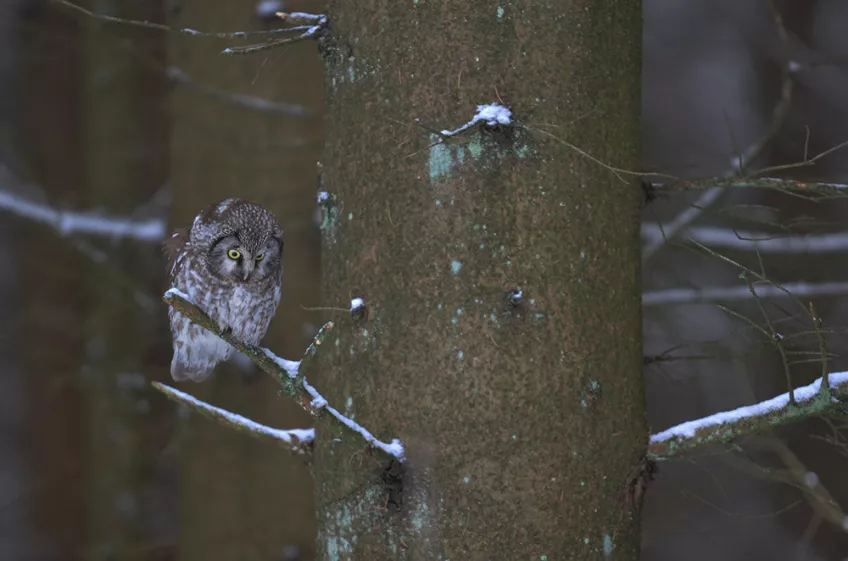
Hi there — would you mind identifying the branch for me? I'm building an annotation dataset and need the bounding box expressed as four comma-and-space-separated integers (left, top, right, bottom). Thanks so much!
151, 381, 313, 457
54, 0, 306, 39
641, 187, 724, 262
642, 224, 848, 253
642, 0, 794, 263
0, 188, 165, 241
642, 281, 848, 307
165, 66, 314, 118
650, 177, 848, 199
220, 13, 328, 55
649, 371, 848, 459
164, 289, 307, 397
162, 290, 406, 462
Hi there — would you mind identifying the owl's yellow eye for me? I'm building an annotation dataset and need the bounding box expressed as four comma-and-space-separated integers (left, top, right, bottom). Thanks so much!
255, 253, 265, 262
227, 249, 241, 260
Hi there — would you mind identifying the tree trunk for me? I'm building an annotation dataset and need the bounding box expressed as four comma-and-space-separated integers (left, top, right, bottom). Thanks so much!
21, 6, 87, 559
79, 0, 168, 557
314, 1, 645, 559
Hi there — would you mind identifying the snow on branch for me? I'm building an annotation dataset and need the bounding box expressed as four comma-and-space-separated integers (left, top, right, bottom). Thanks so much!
642, 224, 848, 253
439, 103, 512, 137
263, 348, 405, 459
642, 281, 848, 307
221, 12, 328, 55
649, 371, 848, 460
161, 290, 406, 462
151, 381, 313, 456
0, 189, 165, 241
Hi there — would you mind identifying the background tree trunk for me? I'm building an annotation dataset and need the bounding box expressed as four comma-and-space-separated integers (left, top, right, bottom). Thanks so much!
21, 6, 87, 559
166, 1, 324, 558
314, 1, 645, 559
79, 0, 167, 558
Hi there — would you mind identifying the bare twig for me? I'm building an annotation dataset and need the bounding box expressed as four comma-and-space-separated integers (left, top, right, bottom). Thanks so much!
642, 281, 848, 307
648, 371, 848, 459
743, 273, 796, 403
220, 13, 328, 55
642, 0, 795, 263
642, 188, 724, 262
54, 0, 299, 39
221, 24, 325, 55
753, 139, 848, 177
152, 381, 314, 457
650, 177, 848, 199
164, 66, 314, 118
641, 224, 848, 253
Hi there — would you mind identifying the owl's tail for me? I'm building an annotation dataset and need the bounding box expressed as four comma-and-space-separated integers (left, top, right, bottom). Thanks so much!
170, 353, 214, 382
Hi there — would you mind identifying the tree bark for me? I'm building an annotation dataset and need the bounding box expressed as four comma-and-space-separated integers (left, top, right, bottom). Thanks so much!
314, 1, 645, 559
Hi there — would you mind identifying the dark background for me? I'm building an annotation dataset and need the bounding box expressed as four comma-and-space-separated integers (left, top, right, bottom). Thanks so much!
1, 0, 848, 559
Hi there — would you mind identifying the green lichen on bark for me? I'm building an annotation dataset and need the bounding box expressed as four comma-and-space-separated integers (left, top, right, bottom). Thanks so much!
315, 0, 645, 559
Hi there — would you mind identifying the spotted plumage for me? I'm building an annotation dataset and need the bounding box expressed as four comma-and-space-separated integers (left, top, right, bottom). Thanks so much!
164, 198, 284, 382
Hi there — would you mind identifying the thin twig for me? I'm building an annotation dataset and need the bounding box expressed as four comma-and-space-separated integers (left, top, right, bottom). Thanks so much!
54, 0, 300, 39
650, 177, 848, 199
642, 281, 848, 307
641, 224, 848, 253
642, 0, 795, 263
164, 66, 314, 118
221, 24, 325, 55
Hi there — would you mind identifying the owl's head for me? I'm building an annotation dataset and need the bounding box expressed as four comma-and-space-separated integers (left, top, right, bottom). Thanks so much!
195, 199, 284, 284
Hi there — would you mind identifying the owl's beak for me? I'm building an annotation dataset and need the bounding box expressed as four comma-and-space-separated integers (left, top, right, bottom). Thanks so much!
242, 260, 254, 281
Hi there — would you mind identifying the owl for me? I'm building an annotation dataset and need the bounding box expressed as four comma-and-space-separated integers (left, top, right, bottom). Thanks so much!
164, 198, 284, 382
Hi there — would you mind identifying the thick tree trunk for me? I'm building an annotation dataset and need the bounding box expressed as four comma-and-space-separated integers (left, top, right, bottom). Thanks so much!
314, 1, 645, 559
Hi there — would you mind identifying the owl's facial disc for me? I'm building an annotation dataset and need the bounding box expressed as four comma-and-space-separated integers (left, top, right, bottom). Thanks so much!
209, 233, 281, 283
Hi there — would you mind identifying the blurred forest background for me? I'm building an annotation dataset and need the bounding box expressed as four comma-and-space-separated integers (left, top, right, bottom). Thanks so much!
1, 0, 848, 560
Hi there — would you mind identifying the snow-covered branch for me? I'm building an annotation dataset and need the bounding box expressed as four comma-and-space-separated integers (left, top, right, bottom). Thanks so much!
0, 189, 165, 241
161, 290, 405, 462
151, 381, 313, 456
642, 281, 848, 307
649, 371, 848, 459
642, 224, 848, 253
